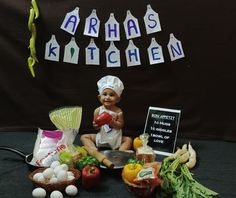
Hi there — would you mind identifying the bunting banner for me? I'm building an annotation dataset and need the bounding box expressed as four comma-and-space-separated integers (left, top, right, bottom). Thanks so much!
44, 4, 186, 67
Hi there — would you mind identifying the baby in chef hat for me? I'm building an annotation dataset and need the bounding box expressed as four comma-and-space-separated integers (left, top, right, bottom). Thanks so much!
80, 75, 132, 151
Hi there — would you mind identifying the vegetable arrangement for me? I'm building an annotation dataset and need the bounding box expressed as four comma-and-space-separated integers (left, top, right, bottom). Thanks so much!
27, 0, 39, 78
159, 143, 219, 198
122, 157, 161, 197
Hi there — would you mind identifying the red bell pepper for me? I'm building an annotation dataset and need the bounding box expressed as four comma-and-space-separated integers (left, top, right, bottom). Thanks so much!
94, 112, 112, 126
82, 165, 100, 189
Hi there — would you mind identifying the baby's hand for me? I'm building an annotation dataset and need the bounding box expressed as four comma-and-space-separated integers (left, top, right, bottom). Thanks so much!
93, 121, 100, 130
109, 115, 118, 127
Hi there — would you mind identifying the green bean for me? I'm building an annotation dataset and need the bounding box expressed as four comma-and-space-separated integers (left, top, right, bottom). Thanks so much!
28, 8, 34, 31
31, 0, 39, 19
31, 23, 37, 40
28, 57, 35, 77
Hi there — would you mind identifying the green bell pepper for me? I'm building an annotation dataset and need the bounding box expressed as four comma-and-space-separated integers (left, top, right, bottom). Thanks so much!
76, 156, 100, 171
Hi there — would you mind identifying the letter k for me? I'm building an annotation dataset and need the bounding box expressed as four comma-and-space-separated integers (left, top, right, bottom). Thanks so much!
48, 43, 57, 57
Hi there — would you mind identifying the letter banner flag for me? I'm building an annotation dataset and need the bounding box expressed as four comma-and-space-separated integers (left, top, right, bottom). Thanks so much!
125, 40, 141, 67
144, 4, 162, 34
123, 10, 141, 40
105, 13, 120, 41
85, 38, 100, 65
84, 9, 100, 37
106, 41, 121, 67
63, 37, 80, 64
148, 37, 164, 65
60, 7, 80, 35
45, 34, 60, 62
167, 33, 185, 61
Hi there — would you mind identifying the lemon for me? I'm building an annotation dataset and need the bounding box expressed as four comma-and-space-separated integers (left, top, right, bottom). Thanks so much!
75, 146, 87, 157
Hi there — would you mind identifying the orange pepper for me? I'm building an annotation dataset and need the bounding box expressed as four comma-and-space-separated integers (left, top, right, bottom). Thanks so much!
122, 163, 143, 183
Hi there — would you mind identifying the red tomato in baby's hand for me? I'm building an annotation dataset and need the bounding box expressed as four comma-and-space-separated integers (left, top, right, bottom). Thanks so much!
94, 112, 112, 126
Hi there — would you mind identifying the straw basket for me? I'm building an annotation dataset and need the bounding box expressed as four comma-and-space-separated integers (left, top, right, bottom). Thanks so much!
29, 167, 81, 192
122, 172, 159, 197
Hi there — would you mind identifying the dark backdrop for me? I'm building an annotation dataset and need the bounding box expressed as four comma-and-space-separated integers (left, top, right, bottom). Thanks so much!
0, 0, 235, 141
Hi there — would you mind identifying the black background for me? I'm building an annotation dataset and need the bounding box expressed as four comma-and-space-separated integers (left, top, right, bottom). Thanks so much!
0, 0, 235, 141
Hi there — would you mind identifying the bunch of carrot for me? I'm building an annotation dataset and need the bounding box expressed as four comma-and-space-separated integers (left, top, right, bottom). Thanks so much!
158, 143, 219, 198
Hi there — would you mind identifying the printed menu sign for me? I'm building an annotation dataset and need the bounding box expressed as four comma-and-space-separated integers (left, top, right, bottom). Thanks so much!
144, 106, 181, 156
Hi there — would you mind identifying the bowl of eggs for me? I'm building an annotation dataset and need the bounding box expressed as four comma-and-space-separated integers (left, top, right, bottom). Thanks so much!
28, 161, 81, 192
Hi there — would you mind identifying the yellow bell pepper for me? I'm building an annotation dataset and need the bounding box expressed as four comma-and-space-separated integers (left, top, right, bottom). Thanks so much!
122, 163, 143, 183
133, 136, 143, 151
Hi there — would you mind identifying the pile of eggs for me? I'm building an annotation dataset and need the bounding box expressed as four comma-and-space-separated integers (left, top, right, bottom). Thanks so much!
32, 161, 78, 198
33, 161, 75, 184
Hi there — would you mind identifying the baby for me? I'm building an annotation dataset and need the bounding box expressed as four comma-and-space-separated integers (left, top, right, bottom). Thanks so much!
80, 75, 132, 151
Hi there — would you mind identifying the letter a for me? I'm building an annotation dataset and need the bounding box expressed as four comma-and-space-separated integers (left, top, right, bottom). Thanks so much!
61, 7, 80, 35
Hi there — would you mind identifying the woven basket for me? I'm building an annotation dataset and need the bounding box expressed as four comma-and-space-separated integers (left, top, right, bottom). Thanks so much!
29, 167, 81, 192
122, 172, 159, 197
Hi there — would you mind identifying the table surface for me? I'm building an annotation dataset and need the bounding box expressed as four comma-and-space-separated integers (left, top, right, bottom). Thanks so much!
0, 131, 235, 198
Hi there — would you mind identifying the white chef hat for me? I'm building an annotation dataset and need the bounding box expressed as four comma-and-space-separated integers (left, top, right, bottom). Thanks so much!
97, 75, 124, 96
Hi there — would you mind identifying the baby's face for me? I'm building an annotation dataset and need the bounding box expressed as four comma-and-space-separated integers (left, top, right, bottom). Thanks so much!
99, 88, 120, 107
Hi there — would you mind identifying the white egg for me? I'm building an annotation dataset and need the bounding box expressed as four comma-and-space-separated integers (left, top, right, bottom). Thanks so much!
43, 168, 54, 179
54, 166, 63, 176
67, 171, 74, 177
60, 164, 69, 171
50, 190, 63, 198
67, 175, 75, 181
37, 174, 45, 183
65, 185, 78, 196
49, 177, 58, 184
57, 170, 68, 182
32, 187, 46, 198
33, 172, 44, 181
50, 161, 61, 169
